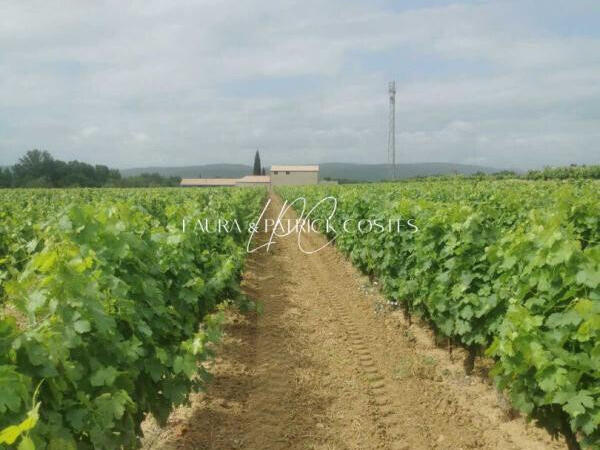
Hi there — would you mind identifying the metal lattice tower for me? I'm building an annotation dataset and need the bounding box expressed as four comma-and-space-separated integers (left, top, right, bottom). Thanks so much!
387, 81, 396, 180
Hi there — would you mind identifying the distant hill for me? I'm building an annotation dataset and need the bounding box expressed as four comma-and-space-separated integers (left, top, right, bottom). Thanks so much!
319, 162, 497, 181
121, 162, 498, 181
120, 164, 252, 179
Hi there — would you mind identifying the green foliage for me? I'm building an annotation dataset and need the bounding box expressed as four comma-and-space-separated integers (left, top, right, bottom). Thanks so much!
278, 179, 600, 448
253, 150, 262, 176
9, 150, 122, 188
1, 150, 180, 188
0, 402, 40, 448
110, 173, 181, 188
526, 165, 600, 180
0, 187, 264, 449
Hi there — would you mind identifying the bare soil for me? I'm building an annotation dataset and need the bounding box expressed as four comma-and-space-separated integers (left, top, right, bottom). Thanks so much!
142, 194, 567, 450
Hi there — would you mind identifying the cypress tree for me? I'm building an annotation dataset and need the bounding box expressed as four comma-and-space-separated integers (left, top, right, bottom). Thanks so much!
253, 150, 262, 175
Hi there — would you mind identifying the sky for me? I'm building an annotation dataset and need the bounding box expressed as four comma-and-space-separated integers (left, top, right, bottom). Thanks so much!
1, 0, 600, 170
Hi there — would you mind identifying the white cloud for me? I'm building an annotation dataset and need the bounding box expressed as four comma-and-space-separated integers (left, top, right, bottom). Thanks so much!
0, 0, 599, 169
131, 132, 150, 143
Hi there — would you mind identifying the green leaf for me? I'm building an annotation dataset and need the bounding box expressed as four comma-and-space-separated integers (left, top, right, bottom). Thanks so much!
0, 402, 39, 444
18, 436, 35, 450
73, 320, 91, 334
48, 436, 77, 450
0, 366, 29, 413
90, 366, 118, 387
546, 310, 581, 328
538, 366, 568, 393
0, 425, 22, 445
27, 290, 47, 314
94, 391, 132, 426
576, 265, 600, 288
546, 242, 574, 266
563, 391, 594, 418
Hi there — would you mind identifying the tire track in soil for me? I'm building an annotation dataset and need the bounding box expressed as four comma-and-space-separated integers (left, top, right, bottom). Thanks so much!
142, 194, 567, 450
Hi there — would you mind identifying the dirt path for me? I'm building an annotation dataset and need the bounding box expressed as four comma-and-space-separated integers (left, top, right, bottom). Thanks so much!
142, 194, 566, 450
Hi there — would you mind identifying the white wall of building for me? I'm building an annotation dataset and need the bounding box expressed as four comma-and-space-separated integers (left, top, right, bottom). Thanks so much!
270, 170, 318, 185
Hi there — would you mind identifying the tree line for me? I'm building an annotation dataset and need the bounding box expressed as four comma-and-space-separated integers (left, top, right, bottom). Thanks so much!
0, 150, 181, 188
525, 164, 600, 180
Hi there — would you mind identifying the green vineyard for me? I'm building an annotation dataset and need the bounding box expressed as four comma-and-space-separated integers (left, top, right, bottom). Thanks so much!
0, 188, 264, 449
278, 179, 600, 449
0, 179, 599, 449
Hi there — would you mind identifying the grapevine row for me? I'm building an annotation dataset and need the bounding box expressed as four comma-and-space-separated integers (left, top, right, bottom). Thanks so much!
0, 188, 264, 449
278, 179, 600, 449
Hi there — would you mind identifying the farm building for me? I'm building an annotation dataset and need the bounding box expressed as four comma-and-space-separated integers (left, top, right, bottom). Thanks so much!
180, 176, 271, 188
180, 178, 237, 187
180, 165, 321, 188
269, 165, 319, 186
235, 175, 271, 187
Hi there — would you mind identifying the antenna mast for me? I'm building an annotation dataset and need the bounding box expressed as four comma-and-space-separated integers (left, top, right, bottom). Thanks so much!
387, 81, 396, 180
